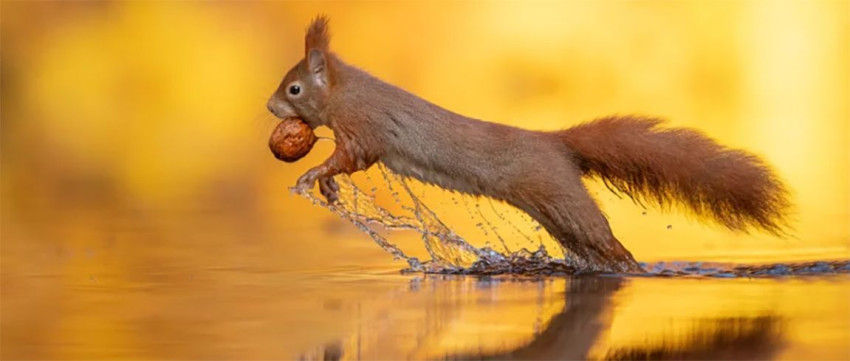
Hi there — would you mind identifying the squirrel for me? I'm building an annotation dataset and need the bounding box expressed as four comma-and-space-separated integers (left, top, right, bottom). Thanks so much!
266, 16, 791, 273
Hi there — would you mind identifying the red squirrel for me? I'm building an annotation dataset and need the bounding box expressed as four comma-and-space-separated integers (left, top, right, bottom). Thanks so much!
267, 17, 791, 272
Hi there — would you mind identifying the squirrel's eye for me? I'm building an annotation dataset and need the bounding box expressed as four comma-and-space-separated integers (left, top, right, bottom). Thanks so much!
288, 84, 301, 96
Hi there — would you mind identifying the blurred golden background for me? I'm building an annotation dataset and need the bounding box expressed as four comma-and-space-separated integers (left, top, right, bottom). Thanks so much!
3, 0, 847, 265
2, 1, 849, 359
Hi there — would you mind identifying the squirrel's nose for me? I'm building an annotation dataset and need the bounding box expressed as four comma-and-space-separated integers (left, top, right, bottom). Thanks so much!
267, 98, 297, 119
266, 101, 278, 116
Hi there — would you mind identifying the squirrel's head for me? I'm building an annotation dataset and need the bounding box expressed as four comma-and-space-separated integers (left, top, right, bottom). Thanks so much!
268, 15, 335, 128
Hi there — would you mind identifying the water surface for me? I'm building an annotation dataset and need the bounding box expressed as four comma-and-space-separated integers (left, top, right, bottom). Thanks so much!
4, 257, 849, 360
4, 169, 850, 360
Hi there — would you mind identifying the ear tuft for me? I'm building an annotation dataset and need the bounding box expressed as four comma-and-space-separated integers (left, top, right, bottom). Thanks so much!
305, 15, 331, 54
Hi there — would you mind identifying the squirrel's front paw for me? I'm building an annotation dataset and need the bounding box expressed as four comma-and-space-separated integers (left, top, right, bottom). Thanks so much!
319, 176, 340, 204
295, 169, 321, 193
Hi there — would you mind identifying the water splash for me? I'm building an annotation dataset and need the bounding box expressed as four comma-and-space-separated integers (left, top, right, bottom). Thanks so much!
290, 165, 582, 274
291, 165, 850, 277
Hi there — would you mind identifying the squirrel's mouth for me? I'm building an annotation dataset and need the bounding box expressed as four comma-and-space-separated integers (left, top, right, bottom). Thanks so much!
267, 98, 298, 120
301, 117, 321, 130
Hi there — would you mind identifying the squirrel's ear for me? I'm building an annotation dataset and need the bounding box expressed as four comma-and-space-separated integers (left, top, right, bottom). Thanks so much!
308, 48, 330, 86
305, 15, 330, 55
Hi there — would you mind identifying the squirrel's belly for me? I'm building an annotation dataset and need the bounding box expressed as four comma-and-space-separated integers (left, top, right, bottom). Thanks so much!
381, 154, 482, 196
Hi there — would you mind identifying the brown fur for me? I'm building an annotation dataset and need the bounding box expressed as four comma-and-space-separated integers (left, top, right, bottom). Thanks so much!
267, 17, 792, 272
304, 15, 330, 55
560, 116, 790, 236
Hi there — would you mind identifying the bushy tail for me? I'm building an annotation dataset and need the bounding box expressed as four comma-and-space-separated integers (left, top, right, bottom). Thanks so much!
559, 115, 791, 235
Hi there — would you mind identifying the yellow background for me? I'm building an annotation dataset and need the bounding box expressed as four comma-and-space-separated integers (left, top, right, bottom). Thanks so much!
2, 0, 848, 271
2, 2, 849, 360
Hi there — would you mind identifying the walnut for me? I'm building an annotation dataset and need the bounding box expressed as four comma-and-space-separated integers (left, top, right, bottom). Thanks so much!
268, 118, 317, 162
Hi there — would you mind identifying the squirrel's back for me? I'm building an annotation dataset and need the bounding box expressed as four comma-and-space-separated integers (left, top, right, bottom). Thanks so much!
329, 60, 567, 197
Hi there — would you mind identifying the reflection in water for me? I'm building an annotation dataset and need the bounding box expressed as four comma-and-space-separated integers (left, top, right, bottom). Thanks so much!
301, 277, 622, 361
456, 277, 624, 360
602, 316, 783, 361
297, 276, 812, 361
4, 250, 849, 360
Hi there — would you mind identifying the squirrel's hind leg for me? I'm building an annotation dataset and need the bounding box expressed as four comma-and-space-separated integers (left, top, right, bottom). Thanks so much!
510, 175, 641, 273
